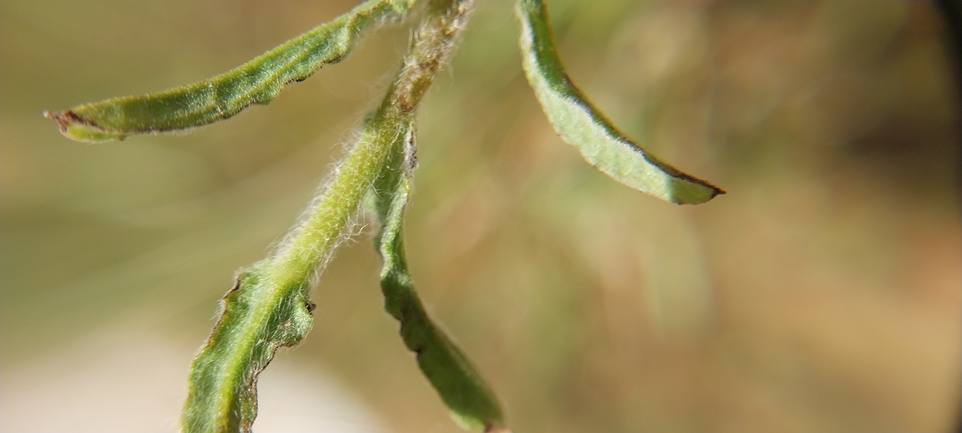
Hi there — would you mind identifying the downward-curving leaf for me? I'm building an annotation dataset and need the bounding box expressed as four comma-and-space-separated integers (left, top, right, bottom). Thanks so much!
43, 0, 417, 143
370, 128, 507, 432
517, 0, 724, 204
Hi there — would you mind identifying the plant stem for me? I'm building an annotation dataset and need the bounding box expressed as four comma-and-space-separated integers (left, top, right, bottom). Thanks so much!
270, 0, 473, 285
180, 1, 476, 431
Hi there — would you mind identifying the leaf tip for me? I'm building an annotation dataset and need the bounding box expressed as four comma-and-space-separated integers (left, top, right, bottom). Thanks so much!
667, 178, 726, 205
42, 109, 71, 132
700, 182, 726, 201
43, 109, 124, 143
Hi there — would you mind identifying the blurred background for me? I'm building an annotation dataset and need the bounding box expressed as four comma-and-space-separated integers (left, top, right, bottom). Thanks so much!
2, 0, 960, 432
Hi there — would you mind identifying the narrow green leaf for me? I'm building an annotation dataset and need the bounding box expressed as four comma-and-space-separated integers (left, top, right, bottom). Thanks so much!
517, 0, 724, 204
43, 0, 417, 143
179, 0, 502, 431
181, 107, 414, 433
370, 1, 509, 430
181, 261, 314, 433
371, 127, 507, 433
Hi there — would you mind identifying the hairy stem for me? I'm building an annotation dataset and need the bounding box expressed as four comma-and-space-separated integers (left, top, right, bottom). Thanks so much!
181, 0, 475, 431
274, 0, 473, 282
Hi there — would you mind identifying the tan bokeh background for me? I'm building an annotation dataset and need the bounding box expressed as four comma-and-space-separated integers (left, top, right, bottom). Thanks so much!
2, 0, 960, 432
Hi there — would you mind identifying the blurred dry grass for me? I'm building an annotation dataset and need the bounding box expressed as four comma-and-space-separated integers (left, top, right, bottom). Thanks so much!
1, 0, 960, 432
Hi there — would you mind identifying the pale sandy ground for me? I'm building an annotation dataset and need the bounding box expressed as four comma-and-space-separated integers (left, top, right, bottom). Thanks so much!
0, 323, 392, 433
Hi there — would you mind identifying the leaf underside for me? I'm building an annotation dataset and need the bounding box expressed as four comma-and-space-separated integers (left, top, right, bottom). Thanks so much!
43, 0, 416, 143
517, 0, 724, 204
370, 126, 506, 432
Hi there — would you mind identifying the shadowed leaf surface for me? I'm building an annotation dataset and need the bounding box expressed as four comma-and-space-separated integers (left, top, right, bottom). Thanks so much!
370, 126, 507, 432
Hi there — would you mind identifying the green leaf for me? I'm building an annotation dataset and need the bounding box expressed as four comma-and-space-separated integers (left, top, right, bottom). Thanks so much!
371, 126, 507, 433
152, 0, 500, 430
181, 108, 415, 433
181, 261, 314, 433
516, 0, 724, 205
43, 0, 417, 143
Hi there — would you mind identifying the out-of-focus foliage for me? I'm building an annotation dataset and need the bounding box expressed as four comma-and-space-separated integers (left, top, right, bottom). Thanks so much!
1, 1, 959, 432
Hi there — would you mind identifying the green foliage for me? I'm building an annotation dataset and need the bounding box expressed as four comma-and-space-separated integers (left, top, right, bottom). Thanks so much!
42, 0, 416, 143
180, 107, 411, 431
517, 0, 723, 204
370, 1, 507, 431
44, 0, 722, 431
371, 125, 506, 433
181, 261, 314, 432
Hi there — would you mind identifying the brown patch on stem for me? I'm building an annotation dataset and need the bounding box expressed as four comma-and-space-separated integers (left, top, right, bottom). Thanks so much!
42, 110, 101, 133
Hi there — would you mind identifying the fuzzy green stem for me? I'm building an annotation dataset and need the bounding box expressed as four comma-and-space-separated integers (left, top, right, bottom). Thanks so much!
269, 0, 472, 289
180, 0, 475, 431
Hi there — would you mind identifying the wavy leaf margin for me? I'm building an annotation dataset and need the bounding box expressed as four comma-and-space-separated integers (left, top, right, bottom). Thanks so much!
43, 0, 416, 142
